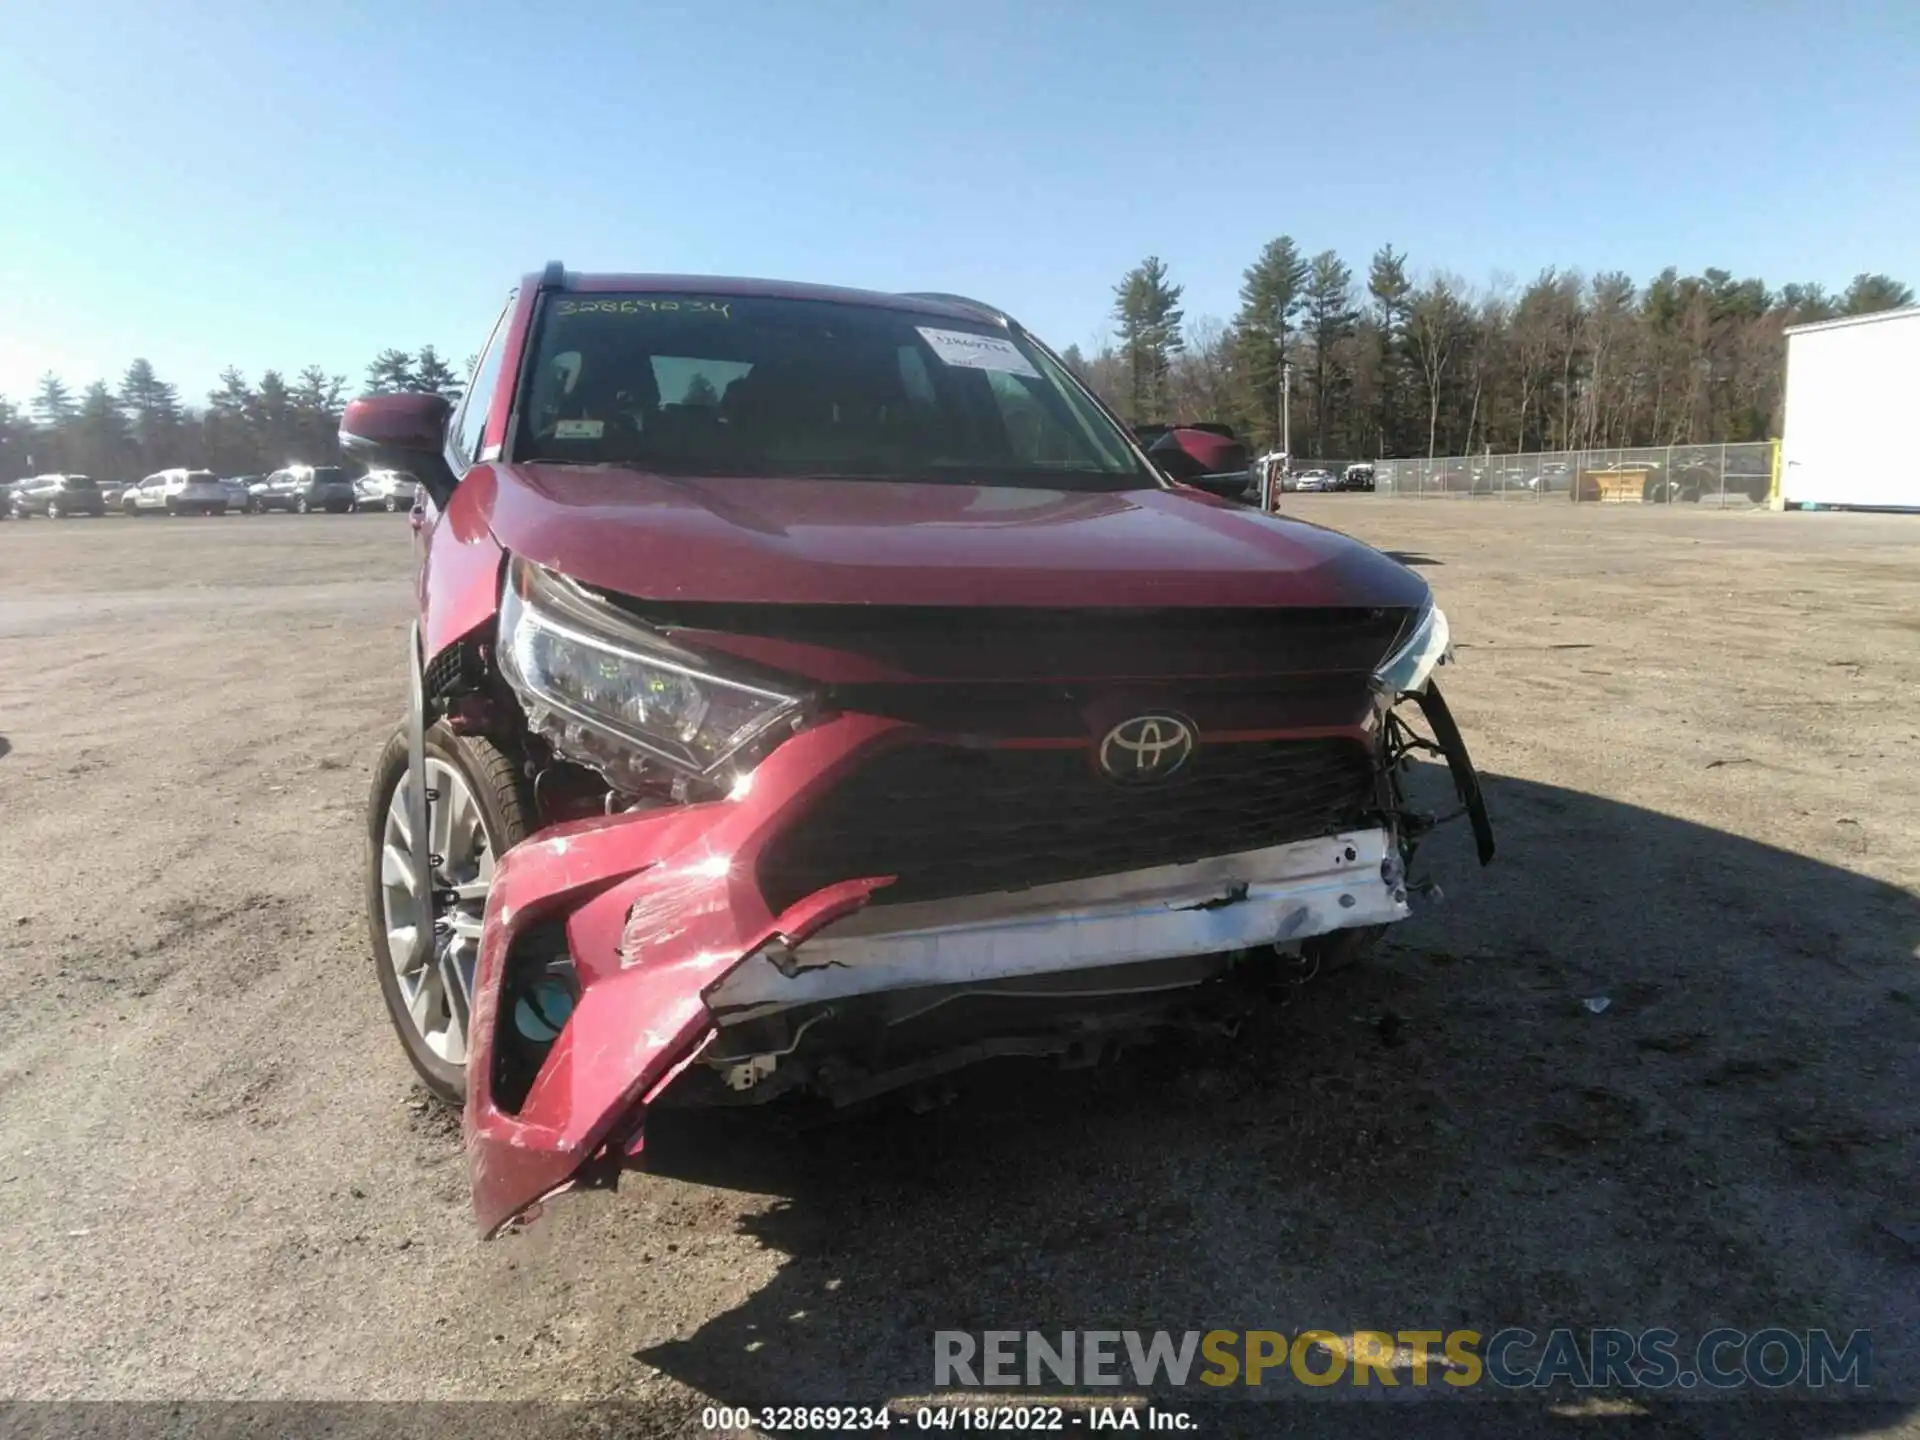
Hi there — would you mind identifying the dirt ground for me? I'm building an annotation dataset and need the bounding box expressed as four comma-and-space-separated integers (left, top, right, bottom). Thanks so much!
0, 500, 1916, 1433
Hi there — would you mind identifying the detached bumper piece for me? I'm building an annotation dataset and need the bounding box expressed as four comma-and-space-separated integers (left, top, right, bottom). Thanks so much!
1396, 681, 1496, 867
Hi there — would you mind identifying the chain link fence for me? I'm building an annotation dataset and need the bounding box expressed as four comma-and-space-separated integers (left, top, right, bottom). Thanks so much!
1365, 443, 1777, 505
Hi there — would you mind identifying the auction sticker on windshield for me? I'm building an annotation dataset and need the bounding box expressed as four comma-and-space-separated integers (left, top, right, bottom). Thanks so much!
916, 326, 1041, 377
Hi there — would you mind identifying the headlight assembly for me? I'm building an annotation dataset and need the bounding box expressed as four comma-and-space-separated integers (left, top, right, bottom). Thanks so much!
1373, 601, 1452, 697
498, 557, 808, 790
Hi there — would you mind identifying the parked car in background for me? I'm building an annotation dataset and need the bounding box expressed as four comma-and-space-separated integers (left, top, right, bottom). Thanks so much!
354, 468, 420, 512
1340, 464, 1376, 492
1293, 469, 1336, 492
0, 479, 18, 517
216, 476, 259, 513
11, 473, 106, 518
1641, 462, 1767, 505
252, 465, 358, 514
121, 469, 228, 516
342, 265, 1493, 1236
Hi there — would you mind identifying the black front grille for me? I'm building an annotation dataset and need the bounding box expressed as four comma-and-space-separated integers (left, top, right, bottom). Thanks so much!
758, 737, 1379, 910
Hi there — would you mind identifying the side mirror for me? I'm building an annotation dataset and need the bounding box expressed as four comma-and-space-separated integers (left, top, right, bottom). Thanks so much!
339, 394, 457, 506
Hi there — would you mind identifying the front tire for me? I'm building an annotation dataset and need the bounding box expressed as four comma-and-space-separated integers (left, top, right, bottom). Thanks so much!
46, 500, 63, 519
295, 496, 311, 515
366, 723, 530, 1106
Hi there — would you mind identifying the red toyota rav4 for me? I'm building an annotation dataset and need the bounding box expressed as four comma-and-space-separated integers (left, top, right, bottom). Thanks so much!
341, 266, 1493, 1236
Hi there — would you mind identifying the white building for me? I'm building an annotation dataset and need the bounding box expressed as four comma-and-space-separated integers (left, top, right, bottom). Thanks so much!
1781, 306, 1920, 510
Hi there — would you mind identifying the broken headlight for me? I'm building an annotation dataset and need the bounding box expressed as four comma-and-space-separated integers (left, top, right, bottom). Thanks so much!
1373, 601, 1452, 697
498, 557, 808, 790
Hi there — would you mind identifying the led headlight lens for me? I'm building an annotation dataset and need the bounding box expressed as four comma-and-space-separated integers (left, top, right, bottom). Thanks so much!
498, 558, 805, 784
1374, 601, 1451, 696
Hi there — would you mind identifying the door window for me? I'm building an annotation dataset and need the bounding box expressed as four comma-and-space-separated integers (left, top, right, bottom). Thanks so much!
450, 293, 516, 468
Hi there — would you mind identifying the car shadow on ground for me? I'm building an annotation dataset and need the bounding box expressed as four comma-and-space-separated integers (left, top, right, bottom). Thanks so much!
632, 766, 1919, 1436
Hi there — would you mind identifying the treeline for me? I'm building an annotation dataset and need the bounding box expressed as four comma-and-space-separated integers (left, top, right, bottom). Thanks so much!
0, 347, 472, 482
1068, 243, 1914, 458
7, 251, 1911, 478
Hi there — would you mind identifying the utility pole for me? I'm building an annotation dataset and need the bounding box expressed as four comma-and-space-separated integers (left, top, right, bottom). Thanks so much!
1281, 359, 1293, 475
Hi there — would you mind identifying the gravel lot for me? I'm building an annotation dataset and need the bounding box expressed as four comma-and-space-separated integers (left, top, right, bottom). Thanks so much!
1, 501, 1916, 1432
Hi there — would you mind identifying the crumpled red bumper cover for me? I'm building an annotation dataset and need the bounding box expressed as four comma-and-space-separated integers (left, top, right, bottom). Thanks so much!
463, 692, 1411, 1236
464, 713, 900, 1236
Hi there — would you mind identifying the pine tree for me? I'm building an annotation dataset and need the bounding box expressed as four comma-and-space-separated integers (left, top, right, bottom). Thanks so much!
1841, 273, 1914, 315
1232, 237, 1310, 450
250, 370, 297, 464
0, 394, 33, 479
291, 367, 349, 465
205, 368, 256, 476
33, 373, 75, 429
293, 366, 346, 415
118, 359, 182, 470
1778, 284, 1837, 324
1112, 256, 1185, 424
209, 367, 253, 417
1303, 251, 1358, 456
1367, 246, 1412, 456
72, 381, 131, 481
413, 346, 462, 400
365, 349, 417, 395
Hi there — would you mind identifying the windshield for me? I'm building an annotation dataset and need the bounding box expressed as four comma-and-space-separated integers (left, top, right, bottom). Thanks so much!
514, 292, 1153, 488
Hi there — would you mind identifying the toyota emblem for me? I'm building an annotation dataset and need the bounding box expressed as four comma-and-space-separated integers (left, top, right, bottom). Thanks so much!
1098, 713, 1197, 784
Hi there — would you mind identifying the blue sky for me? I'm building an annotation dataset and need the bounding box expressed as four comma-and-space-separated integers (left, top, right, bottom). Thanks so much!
2, 0, 1916, 405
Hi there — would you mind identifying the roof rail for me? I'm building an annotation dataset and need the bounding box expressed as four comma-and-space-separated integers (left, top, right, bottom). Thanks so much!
898, 291, 1009, 323
539, 260, 568, 289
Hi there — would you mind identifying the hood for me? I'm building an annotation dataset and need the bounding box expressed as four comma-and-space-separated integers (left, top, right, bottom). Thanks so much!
469, 462, 1427, 610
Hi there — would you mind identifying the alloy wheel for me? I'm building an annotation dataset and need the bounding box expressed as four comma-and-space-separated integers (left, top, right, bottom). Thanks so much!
379, 757, 494, 1067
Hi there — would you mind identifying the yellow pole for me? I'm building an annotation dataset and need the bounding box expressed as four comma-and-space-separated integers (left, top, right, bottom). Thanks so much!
1768, 438, 1784, 510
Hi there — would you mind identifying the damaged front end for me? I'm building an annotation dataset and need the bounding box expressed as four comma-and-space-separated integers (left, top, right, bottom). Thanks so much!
441, 561, 1492, 1236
